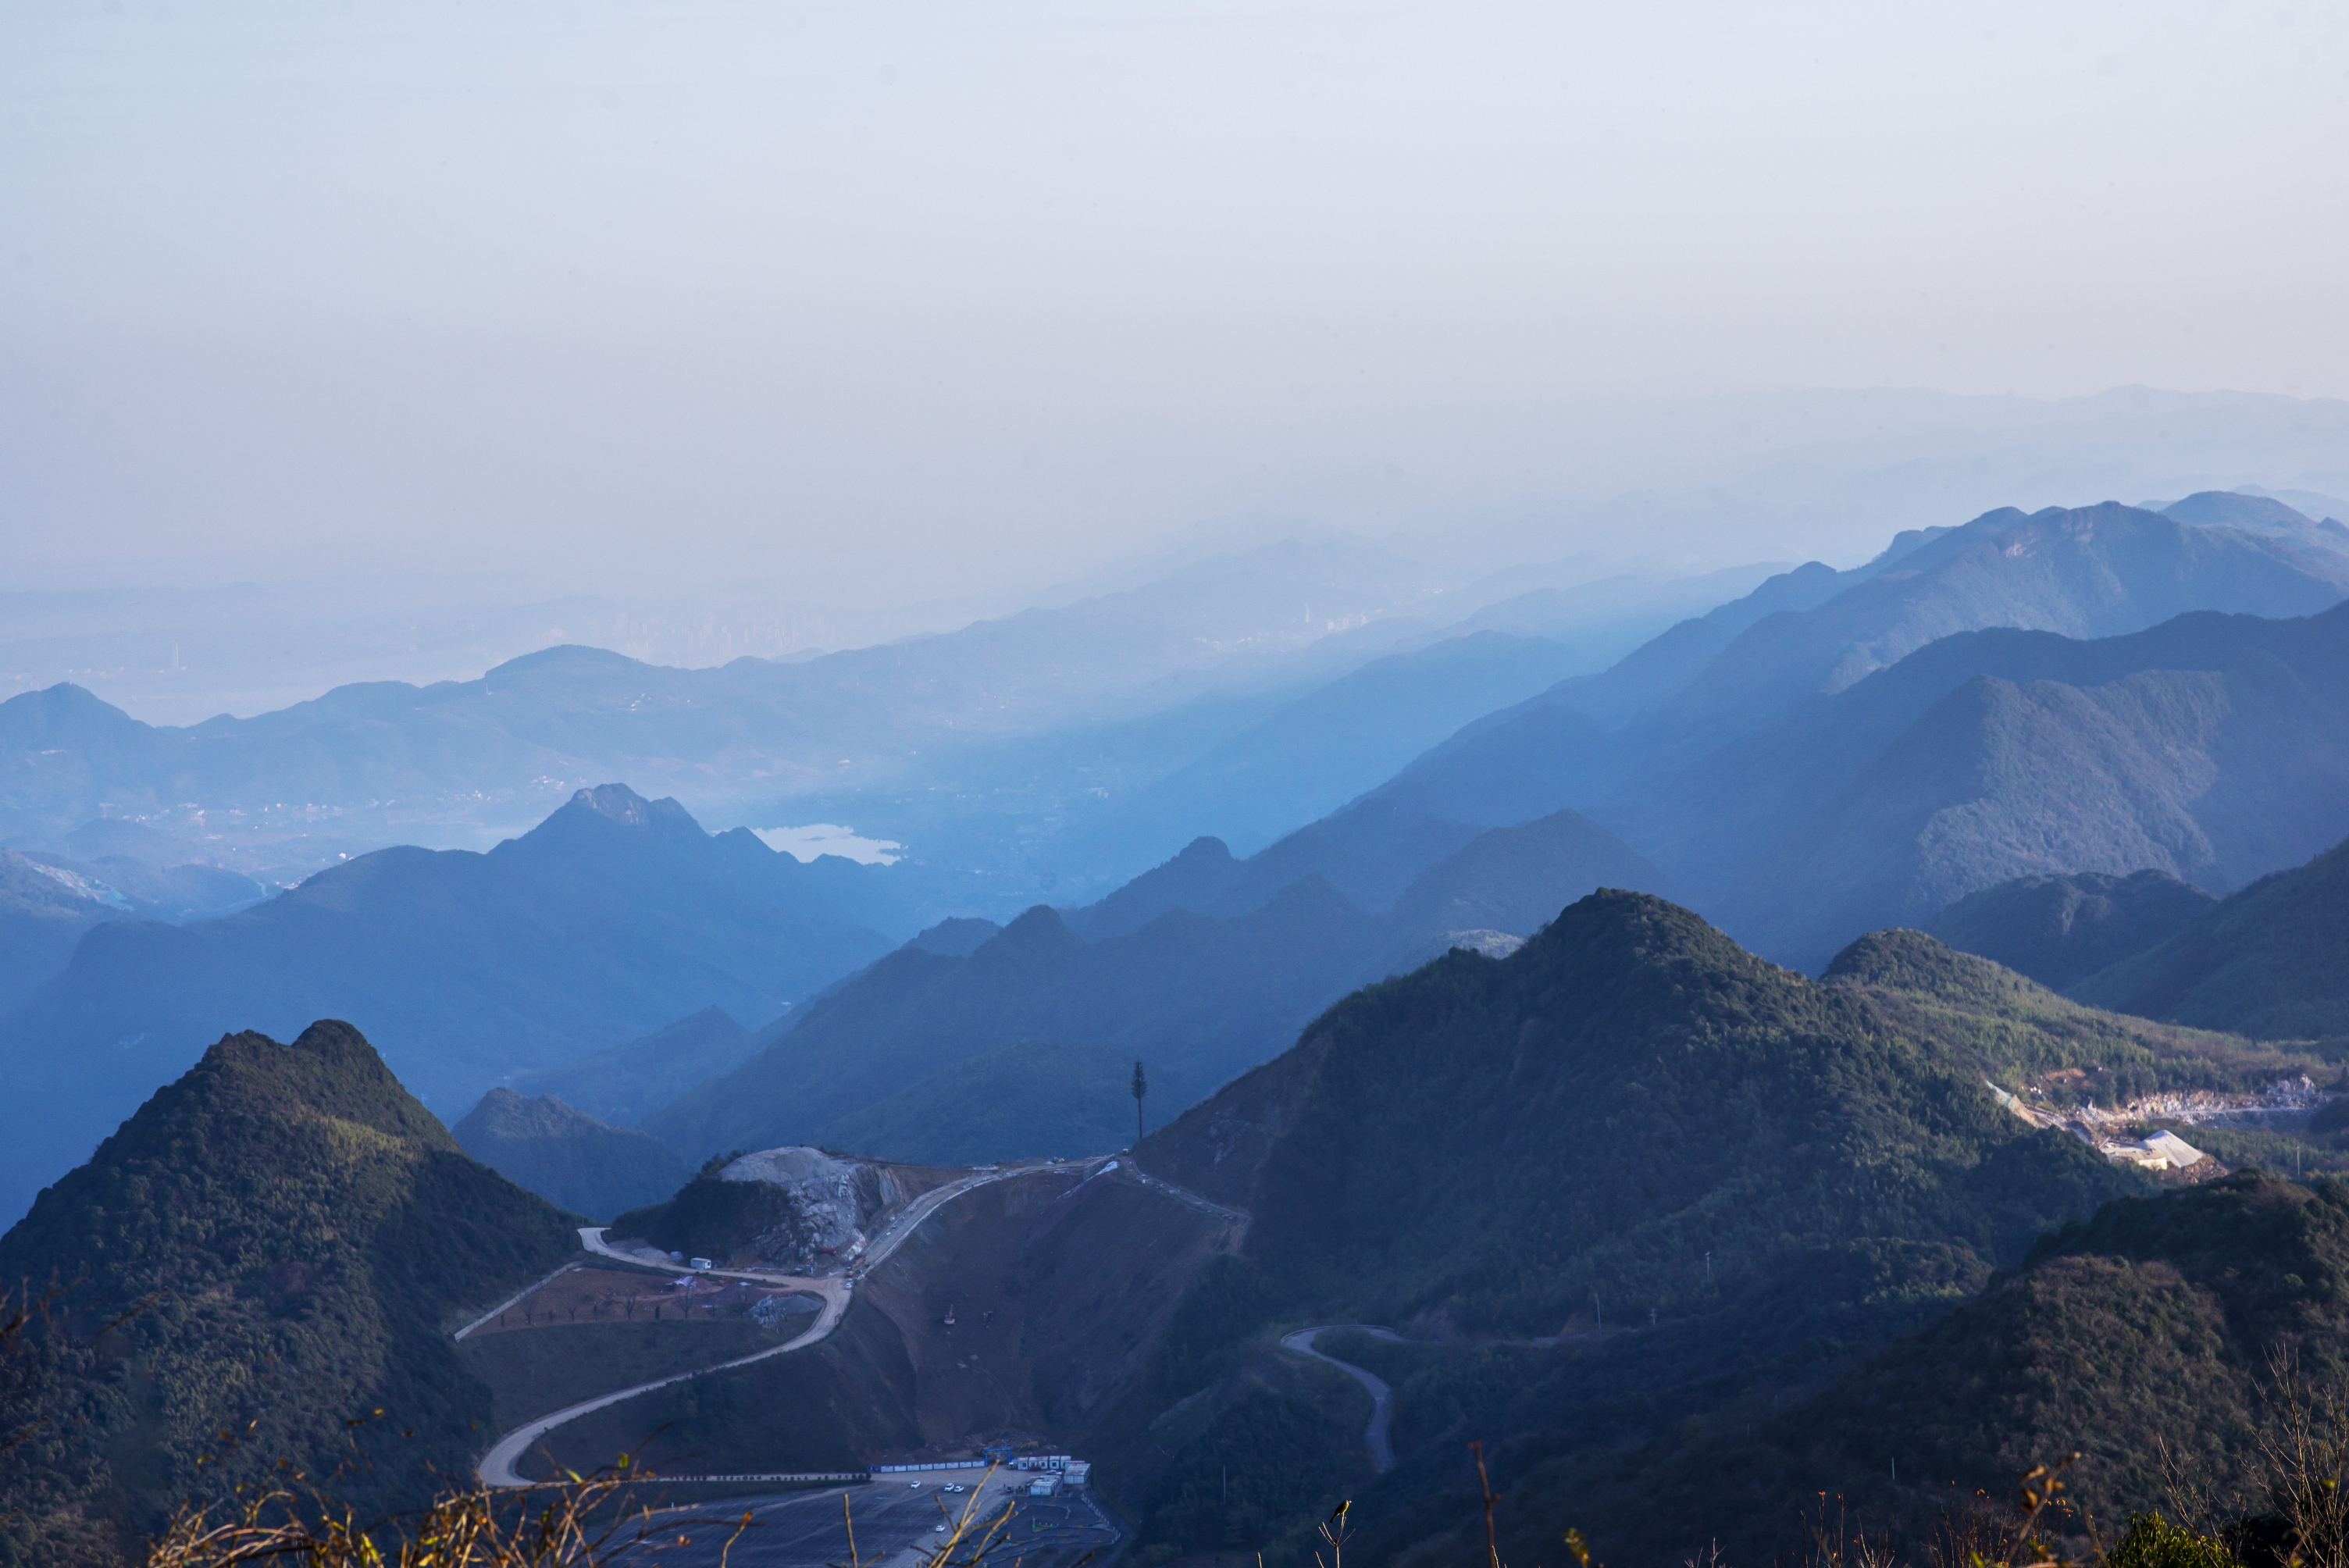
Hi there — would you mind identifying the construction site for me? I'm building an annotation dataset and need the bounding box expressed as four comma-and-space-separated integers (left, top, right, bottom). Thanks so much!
1987, 1072, 2328, 1174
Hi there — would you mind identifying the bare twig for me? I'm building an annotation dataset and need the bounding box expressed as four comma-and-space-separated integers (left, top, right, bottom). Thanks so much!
1471, 1440, 1501, 1568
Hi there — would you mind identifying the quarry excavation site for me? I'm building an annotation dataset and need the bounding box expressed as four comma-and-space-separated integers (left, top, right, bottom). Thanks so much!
1988, 1074, 2329, 1173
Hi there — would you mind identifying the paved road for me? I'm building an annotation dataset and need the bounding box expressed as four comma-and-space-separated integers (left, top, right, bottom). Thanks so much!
611, 1469, 1021, 1568
1281, 1325, 1403, 1473
474, 1162, 1080, 1488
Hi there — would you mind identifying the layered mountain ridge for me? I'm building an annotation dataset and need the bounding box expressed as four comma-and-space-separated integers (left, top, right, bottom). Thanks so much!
0, 784, 893, 1224
643, 809, 1670, 1163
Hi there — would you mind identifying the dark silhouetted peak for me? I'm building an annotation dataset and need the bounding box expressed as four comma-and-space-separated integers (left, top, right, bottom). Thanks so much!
503, 782, 710, 857
980, 903, 1085, 960
1388, 809, 1671, 937
904, 916, 1002, 957
1248, 872, 1360, 921
0, 682, 148, 745
480, 643, 651, 681
1171, 836, 1235, 866
569, 782, 697, 830
451, 1085, 684, 1217
456, 1085, 607, 1141
1066, 833, 1246, 939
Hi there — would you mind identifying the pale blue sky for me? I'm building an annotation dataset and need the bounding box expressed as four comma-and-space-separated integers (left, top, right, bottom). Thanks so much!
4, 1, 2345, 621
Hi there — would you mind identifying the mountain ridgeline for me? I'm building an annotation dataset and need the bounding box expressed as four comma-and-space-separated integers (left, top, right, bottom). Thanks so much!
1923, 868, 2217, 989
0, 784, 894, 1224
1349, 498, 2349, 968
450, 1088, 686, 1220
1138, 892, 2138, 1334
2069, 834, 2349, 1041
644, 809, 1670, 1164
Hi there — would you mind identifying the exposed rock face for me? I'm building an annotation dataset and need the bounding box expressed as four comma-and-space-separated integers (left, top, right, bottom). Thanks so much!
718, 1146, 907, 1265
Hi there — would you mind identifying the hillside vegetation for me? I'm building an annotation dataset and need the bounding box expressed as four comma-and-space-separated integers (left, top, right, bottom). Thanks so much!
450, 1089, 683, 1219
0, 784, 893, 1224
1113, 894, 2349, 1566
1142, 893, 2137, 1335
2073, 836, 2349, 1041
0, 1021, 577, 1566
1824, 928, 2325, 1109
1927, 869, 2215, 989
1113, 892, 2161, 1568
647, 811, 1669, 1164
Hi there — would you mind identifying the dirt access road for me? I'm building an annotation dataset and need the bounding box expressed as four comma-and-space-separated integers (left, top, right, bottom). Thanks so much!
1280, 1325, 1403, 1473
475, 1160, 1082, 1488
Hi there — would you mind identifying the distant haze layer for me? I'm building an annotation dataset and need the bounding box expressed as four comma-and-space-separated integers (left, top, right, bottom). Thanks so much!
4, 0, 2345, 643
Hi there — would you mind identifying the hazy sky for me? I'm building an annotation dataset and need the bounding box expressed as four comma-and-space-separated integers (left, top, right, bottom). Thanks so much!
5, 0, 2346, 622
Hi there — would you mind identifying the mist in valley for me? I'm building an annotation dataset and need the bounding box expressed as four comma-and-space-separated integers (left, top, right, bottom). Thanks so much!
5, 5, 2349, 1566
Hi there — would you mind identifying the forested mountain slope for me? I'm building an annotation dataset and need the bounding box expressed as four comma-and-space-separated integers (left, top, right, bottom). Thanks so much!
1139, 893, 2135, 1330
1924, 868, 2215, 989
0, 784, 892, 1224
451, 1088, 685, 1219
1712, 604, 2349, 964
1626, 1173, 2349, 1565
0, 1022, 576, 1566
1114, 900, 2326, 1567
645, 811, 1668, 1163
2072, 834, 2349, 1039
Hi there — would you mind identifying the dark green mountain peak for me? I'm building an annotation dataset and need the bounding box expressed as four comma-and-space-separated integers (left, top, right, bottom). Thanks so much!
1144, 889, 2133, 1335
1822, 926, 2036, 1007
0, 1021, 576, 1559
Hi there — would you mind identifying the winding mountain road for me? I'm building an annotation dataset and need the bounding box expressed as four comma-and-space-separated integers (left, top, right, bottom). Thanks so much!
1280, 1325, 1403, 1473
472, 1162, 1069, 1487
